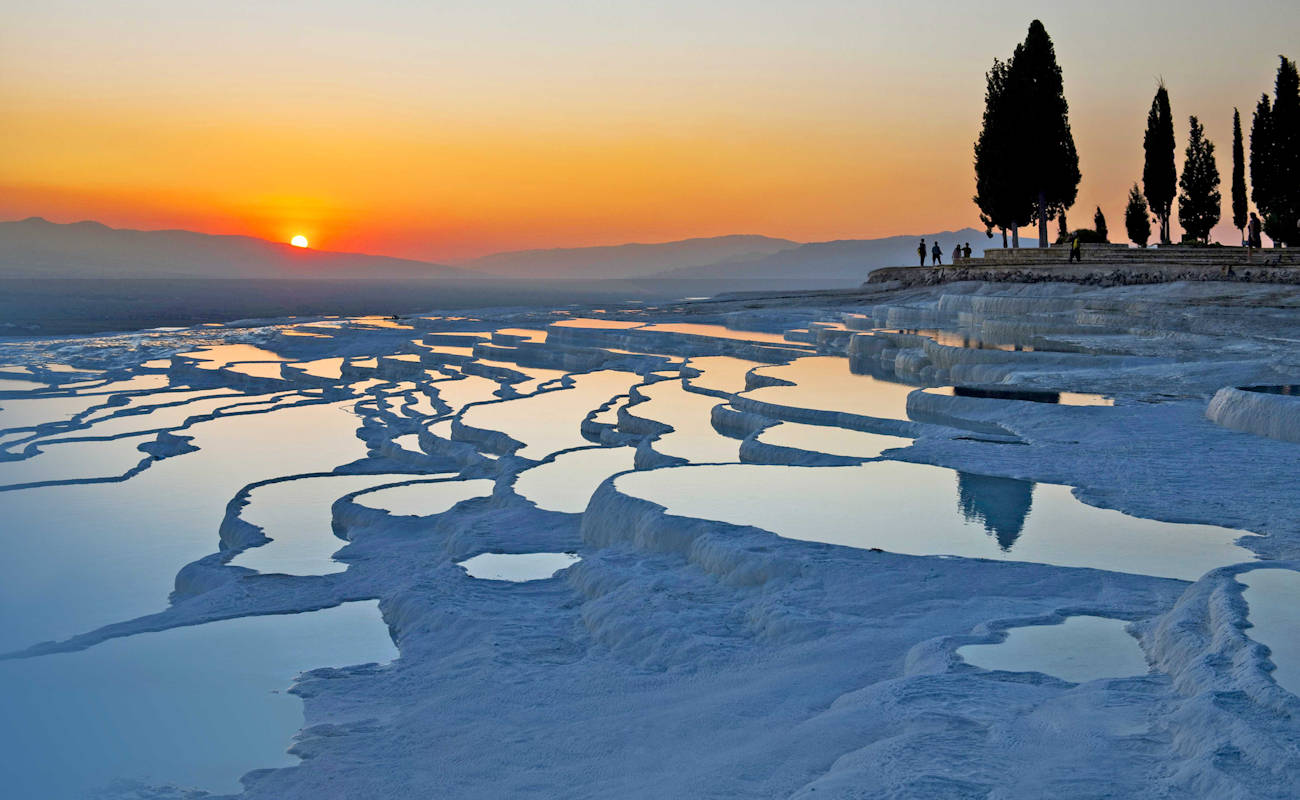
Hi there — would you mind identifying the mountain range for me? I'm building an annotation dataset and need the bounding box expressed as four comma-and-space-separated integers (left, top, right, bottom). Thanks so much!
0, 218, 467, 280
0, 217, 990, 285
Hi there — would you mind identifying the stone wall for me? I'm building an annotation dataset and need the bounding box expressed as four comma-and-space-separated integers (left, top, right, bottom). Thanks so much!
868, 260, 1300, 289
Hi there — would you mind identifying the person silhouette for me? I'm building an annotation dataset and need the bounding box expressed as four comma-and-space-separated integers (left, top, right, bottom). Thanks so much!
952, 243, 962, 263
963, 242, 972, 260
931, 241, 942, 265
917, 239, 927, 266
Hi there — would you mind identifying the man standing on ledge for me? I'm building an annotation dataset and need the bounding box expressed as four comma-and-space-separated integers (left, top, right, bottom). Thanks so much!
918, 238, 927, 266
931, 241, 943, 265
1069, 233, 1082, 263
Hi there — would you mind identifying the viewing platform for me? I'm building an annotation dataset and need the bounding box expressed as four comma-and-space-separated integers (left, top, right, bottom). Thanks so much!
868, 243, 1300, 288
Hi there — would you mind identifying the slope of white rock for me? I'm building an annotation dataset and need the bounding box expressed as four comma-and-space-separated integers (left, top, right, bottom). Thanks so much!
0, 282, 1297, 799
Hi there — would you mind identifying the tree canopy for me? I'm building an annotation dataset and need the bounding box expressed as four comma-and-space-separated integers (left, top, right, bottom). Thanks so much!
973, 20, 1078, 248
1232, 108, 1248, 238
1143, 83, 1177, 244
1250, 57, 1299, 245
1125, 184, 1151, 247
973, 58, 1032, 247
1178, 116, 1221, 243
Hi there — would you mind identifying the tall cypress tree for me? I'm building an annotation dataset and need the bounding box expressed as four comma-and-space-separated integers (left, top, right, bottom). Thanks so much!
1143, 83, 1177, 244
973, 21, 1078, 249
1125, 184, 1151, 247
1252, 57, 1300, 246
1178, 116, 1221, 243
1007, 20, 1079, 247
1268, 57, 1299, 245
1232, 108, 1248, 242
974, 58, 1032, 247
1251, 93, 1274, 242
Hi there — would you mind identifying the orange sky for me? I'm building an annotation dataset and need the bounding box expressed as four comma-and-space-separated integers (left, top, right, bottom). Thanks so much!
3, 2, 1297, 261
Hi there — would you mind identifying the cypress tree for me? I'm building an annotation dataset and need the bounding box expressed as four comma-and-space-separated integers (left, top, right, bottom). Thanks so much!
1057, 213, 1069, 244
1232, 108, 1248, 242
1125, 183, 1151, 247
1251, 93, 1273, 238
1252, 57, 1300, 246
1178, 116, 1221, 243
1007, 20, 1080, 247
1267, 57, 1299, 245
1143, 83, 1177, 244
974, 58, 1032, 248
1094, 207, 1109, 242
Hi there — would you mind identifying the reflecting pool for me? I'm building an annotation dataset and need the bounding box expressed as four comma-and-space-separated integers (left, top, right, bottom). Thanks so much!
613, 461, 1255, 580
1239, 568, 1300, 696
0, 601, 396, 800
458, 552, 581, 582
957, 615, 1148, 683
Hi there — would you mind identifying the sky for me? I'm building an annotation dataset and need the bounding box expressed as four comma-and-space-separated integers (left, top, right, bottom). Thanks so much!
2, 1, 1297, 261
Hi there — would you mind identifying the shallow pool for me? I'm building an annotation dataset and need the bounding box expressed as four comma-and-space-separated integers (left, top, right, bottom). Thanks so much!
957, 615, 1148, 683
613, 461, 1255, 580
0, 601, 396, 800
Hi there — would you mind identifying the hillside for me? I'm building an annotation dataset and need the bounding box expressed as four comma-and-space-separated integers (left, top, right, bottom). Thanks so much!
0, 218, 465, 280
649, 229, 991, 282
455, 234, 799, 280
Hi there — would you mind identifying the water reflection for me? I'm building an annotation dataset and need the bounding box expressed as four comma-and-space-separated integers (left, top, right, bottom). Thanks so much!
1238, 568, 1300, 696
1242, 385, 1300, 396
614, 462, 1255, 580
956, 472, 1034, 551
957, 615, 1148, 683
934, 386, 1113, 406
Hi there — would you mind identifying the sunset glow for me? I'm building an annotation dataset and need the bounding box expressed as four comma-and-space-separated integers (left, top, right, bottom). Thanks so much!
2, 2, 1297, 259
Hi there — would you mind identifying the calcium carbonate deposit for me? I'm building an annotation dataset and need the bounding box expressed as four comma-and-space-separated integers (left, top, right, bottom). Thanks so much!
1, 279, 1298, 798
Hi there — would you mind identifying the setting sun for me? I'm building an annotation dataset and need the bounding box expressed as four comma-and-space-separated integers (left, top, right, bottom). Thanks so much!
290, 235, 309, 248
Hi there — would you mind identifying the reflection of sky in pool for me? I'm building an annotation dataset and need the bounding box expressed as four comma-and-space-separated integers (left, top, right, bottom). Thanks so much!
756, 422, 911, 459
631, 380, 737, 463
0, 601, 396, 799
1238, 568, 1300, 696
459, 371, 640, 459
614, 461, 1255, 580
0, 402, 368, 652
230, 473, 431, 575
458, 552, 581, 582
957, 615, 1148, 683
515, 447, 636, 513
355, 478, 494, 517
742, 357, 918, 420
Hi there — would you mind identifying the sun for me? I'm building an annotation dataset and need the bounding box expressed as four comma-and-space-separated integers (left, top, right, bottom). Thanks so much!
290, 235, 309, 248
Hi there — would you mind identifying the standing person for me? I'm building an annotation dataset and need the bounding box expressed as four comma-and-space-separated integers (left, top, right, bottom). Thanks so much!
917, 239, 927, 266
963, 242, 973, 260
952, 243, 962, 263
1069, 233, 1082, 263
1248, 212, 1262, 261
931, 241, 942, 265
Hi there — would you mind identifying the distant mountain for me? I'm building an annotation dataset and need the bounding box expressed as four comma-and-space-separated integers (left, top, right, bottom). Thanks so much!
456, 234, 799, 280
649, 229, 991, 283
0, 217, 466, 280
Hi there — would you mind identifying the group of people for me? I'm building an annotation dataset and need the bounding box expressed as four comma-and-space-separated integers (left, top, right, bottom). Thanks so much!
918, 239, 973, 266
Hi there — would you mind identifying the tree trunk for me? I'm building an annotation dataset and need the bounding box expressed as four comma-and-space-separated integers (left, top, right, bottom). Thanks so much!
1037, 189, 1049, 247
1001, 228, 1008, 248
1011, 225, 1020, 248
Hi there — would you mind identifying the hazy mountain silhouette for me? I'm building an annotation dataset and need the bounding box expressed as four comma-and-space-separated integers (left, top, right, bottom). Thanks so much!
648, 229, 991, 282
0, 217, 467, 280
455, 234, 799, 280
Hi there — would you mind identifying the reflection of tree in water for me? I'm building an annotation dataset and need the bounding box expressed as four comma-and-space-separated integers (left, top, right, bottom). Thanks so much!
956, 472, 1035, 550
